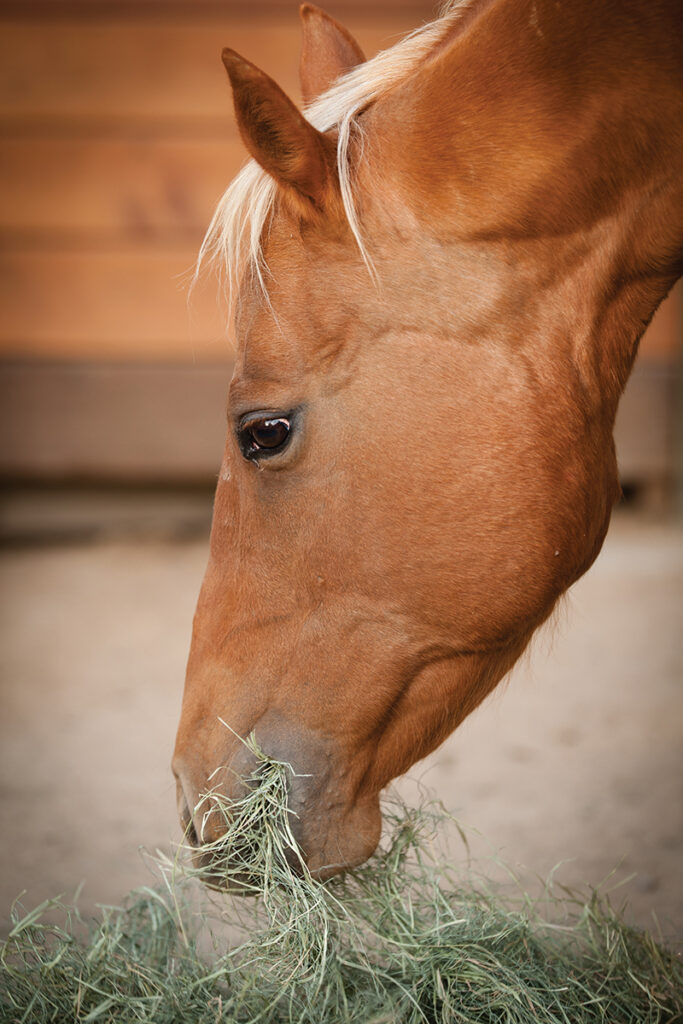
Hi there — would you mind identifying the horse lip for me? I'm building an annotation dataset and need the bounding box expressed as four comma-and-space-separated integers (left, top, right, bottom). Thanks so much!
189, 848, 260, 894
177, 784, 306, 891
189, 836, 304, 895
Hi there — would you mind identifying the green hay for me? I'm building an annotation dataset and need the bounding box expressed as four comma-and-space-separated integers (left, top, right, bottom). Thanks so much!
2, 739, 681, 1024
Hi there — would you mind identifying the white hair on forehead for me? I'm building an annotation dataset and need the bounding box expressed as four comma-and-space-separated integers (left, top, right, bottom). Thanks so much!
195, 0, 468, 313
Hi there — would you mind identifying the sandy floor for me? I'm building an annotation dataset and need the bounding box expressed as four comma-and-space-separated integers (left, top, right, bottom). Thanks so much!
0, 513, 681, 945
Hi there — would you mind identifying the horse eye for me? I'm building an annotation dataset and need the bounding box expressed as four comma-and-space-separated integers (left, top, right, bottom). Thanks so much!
238, 415, 292, 460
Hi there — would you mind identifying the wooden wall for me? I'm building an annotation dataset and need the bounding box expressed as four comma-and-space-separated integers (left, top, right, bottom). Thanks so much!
0, 2, 436, 363
0, 0, 679, 485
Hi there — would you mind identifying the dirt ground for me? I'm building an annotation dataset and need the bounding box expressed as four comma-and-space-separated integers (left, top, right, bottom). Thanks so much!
0, 510, 681, 946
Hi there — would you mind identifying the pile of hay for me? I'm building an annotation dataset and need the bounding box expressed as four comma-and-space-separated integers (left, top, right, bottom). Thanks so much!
2, 741, 681, 1023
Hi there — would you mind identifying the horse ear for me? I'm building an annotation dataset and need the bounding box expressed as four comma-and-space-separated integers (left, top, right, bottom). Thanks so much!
299, 4, 366, 105
222, 48, 337, 212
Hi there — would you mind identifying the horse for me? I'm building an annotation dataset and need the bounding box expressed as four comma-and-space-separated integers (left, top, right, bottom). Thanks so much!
173, 0, 683, 879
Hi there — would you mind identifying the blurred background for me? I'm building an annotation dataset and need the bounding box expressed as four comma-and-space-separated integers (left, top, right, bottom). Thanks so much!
0, 1, 681, 943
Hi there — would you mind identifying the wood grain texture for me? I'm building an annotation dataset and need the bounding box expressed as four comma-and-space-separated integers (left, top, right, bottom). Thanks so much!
0, 15, 420, 128
0, 138, 241, 238
0, 248, 233, 359
0, 1, 437, 13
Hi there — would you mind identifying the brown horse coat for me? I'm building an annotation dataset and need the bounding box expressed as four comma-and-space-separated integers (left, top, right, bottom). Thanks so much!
174, 0, 683, 877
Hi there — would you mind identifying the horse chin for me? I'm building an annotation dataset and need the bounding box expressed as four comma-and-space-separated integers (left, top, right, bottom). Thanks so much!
298, 797, 383, 882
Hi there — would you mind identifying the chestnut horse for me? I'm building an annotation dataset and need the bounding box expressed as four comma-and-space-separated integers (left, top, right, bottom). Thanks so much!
174, 0, 683, 878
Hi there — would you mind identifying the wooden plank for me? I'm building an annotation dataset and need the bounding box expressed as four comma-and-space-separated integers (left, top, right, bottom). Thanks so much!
0, 15, 421, 129
0, 361, 230, 481
0, 1, 436, 13
0, 18, 297, 128
0, 137, 242, 239
0, 17, 263, 128
0, 248, 233, 360
615, 363, 676, 482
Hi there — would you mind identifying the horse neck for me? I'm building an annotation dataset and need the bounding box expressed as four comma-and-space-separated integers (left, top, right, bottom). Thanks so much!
369, 0, 683, 414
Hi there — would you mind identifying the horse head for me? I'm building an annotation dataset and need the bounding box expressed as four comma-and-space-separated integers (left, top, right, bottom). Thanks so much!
173, 1, 682, 877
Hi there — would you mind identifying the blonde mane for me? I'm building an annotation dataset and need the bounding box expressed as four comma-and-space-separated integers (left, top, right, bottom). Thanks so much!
196, 1, 469, 312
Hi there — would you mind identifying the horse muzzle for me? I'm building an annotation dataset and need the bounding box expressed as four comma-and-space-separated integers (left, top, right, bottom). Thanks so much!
172, 714, 381, 887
